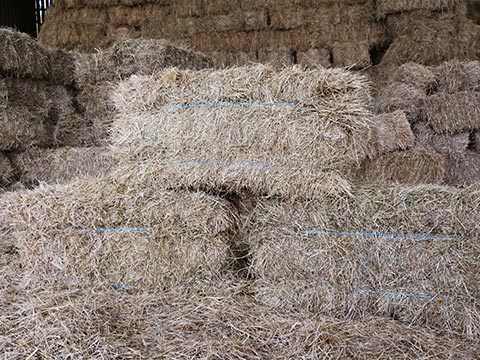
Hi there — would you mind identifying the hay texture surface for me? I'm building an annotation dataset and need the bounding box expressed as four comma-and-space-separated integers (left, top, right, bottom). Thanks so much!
246, 184, 480, 335
358, 149, 447, 185
415, 122, 470, 158
447, 151, 480, 186
1, 281, 479, 359
0, 172, 237, 290
112, 65, 372, 198
11, 147, 117, 187
433, 60, 480, 93
376, 0, 463, 18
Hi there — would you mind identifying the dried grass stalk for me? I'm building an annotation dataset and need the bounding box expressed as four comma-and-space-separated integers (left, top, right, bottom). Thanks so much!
423, 92, 480, 134
246, 183, 480, 335
367, 111, 415, 158
10, 147, 117, 187
111, 65, 372, 198
0, 172, 237, 290
376, 0, 463, 18
446, 151, 480, 186
1, 281, 479, 359
0, 153, 15, 187
433, 60, 480, 93
358, 149, 447, 185
415, 122, 470, 158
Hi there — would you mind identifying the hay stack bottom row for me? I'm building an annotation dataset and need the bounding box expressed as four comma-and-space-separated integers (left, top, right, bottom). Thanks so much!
1, 63, 479, 356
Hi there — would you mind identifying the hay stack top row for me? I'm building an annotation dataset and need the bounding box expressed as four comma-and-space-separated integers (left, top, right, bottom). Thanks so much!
39, 0, 480, 68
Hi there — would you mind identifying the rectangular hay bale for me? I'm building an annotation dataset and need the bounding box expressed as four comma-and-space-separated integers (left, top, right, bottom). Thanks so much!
111, 65, 373, 198
246, 183, 480, 335
0, 173, 237, 290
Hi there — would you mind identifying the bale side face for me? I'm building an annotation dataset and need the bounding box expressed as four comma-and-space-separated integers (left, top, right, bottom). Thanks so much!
446, 150, 480, 186
246, 184, 480, 335
414, 122, 470, 158
423, 92, 480, 134
433, 60, 480, 93
389, 62, 436, 93
367, 111, 415, 158
358, 149, 447, 185
0, 153, 15, 187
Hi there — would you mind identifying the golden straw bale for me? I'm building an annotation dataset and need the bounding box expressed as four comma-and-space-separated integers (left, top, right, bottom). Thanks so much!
414, 122, 470, 158
0, 280, 480, 360
433, 60, 480, 93
423, 92, 480, 134
0, 174, 237, 291
111, 66, 372, 198
10, 147, 117, 187
447, 150, 480, 186
246, 183, 480, 335
359, 149, 447, 185
367, 111, 415, 158
332, 41, 371, 69
0, 153, 15, 187
1, 281, 479, 359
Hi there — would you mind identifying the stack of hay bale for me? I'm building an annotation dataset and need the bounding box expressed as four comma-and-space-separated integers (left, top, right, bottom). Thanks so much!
38, 0, 480, 69
372, 61, 480, 186
0, 29, 117, 190
2, 63, 478, 357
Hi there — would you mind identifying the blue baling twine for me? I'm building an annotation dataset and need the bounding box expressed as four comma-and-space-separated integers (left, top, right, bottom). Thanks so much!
182, 160, 277, 168
300, 230, 455, 241
53, 275, 141, 291
357, 289, 435, 300
60, 227, 152, 233
161, 101, 296, 110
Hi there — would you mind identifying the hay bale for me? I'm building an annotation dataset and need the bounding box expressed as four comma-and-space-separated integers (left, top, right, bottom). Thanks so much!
415, 122, 470, 158
359, 149, 447, 185
332, 41, 371, 69
0, 78, 81, 150
257, 48, 293, 66
0, 153, 15, 187
296, 48, 331, 68
390, 62, 436, 93
0, 172, 237, 290
376, 82, 425, 121
476, 131, 480, 152
10, 147, 117, 187
75, 39, 213, 88
376, 0, 463, 18
423, 92, 480, 134
111, 65, 372, 198
433, 60, 480, 93
367, 111, 415, 158
0, 28, 75, 86
382, 14, 478, 66
1, 282, 479, 359
246, 183, 480, 335
447, 150, 480, 186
